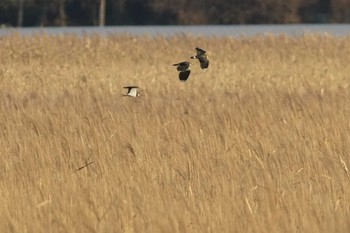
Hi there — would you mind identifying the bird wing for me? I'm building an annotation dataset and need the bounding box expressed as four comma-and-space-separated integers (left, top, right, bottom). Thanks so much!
129, 88, 138, 97
198, 56, 209, 69
124, 86, 138, 91
123, 86, 138, 95
181, 62, 190, 70
179, 70, 191, 81
196, 47, 206, 55
174, 61, 190, 72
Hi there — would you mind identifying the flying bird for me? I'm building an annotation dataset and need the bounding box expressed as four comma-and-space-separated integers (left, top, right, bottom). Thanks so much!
191, 47, 209, 69
123, 86, 140, 97
173, 61, 191, 81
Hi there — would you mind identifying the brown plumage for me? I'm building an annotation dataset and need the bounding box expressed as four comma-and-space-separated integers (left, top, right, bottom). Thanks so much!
173, 61, 191, 81
191, 47, 209, 69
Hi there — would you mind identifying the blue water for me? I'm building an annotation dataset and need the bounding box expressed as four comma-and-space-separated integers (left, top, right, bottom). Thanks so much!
1, 24, 350, 37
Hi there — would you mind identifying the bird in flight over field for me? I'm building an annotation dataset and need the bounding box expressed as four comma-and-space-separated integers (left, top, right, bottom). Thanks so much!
123, 86, 140, 97
191, 47, 209, 69
173, 61, 191, 81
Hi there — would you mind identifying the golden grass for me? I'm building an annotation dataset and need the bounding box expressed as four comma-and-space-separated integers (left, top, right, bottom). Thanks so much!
0, 32, 350, 233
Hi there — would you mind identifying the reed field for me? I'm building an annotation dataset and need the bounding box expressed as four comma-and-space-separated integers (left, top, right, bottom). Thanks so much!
0, 32, 350, 233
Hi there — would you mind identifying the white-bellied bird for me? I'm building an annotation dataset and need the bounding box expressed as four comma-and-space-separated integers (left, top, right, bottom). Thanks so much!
123, 86, 140, 97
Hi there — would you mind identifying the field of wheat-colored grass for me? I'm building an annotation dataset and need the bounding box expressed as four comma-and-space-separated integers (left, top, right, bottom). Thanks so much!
0, 32, 350, 233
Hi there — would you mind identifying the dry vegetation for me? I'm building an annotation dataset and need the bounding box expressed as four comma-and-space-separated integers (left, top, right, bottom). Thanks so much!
0, 32, 350, 233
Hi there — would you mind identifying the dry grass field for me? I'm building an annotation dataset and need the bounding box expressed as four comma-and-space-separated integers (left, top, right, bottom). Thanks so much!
0, 32, 350, 233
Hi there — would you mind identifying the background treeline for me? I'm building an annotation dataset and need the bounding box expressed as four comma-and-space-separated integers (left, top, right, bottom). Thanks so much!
1, 0, 350, 27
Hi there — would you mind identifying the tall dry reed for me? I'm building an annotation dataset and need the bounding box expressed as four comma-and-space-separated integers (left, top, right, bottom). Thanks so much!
0, 33, 349, 233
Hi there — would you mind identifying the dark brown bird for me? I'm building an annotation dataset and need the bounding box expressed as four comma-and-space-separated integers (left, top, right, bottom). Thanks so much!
122, 86, 140, 97
191, 47, 209, 69
173, 61, 191, 81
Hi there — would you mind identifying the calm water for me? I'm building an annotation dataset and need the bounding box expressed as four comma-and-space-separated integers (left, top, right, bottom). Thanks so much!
0, 24, 350, 37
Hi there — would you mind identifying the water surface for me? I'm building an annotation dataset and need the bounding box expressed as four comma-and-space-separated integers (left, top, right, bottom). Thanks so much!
1, 24, 349, 37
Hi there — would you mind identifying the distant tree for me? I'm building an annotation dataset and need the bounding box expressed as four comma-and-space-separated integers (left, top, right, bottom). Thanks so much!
0, 0, 350, 26
18, 0, 24, 26
149, 0, 217, 24
202, 0, 300, 24
0, 0, 42, 26
123, 0, 152, 24
0, 0, 17, 26
66, 0, 99, 25
99, 0, 106, 26
330, 0, 350, 22
57, 0, 67, 26
147, 0, 178, 24
298, 0, 331, 23
246, 0, 301, 23
106, 0, 125, 24
149, 0, 300, 24
36, 0, 66, 26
